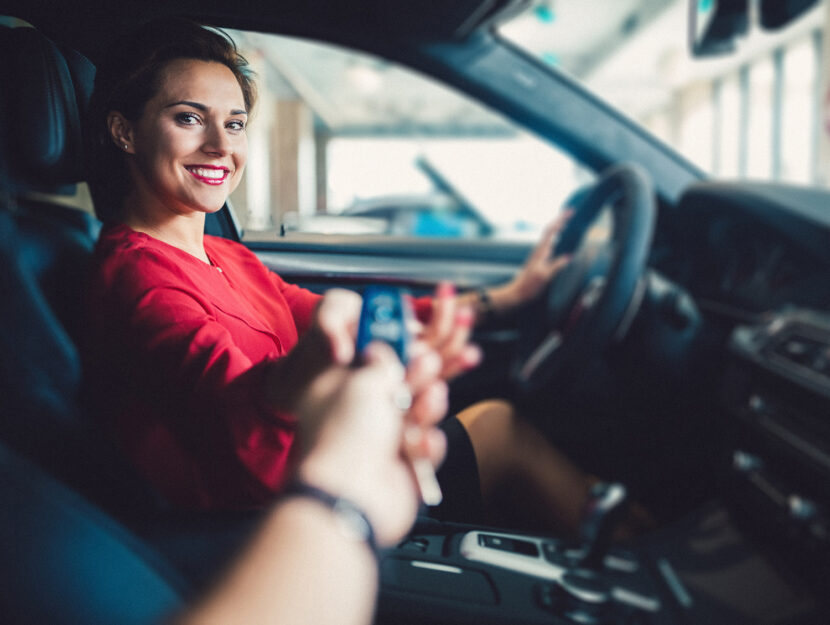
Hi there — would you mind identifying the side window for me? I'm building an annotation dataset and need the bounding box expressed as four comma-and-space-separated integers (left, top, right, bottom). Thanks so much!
228, 31, 588, 242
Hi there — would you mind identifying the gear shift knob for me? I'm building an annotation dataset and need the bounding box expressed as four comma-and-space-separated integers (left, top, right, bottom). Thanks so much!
575, 482, 628, 569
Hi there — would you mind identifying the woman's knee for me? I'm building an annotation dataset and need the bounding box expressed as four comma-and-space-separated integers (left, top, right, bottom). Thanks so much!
456, 399, 517, 445
455, 399, 523, 480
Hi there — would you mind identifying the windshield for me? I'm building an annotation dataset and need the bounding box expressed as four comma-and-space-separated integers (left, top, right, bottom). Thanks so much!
499, 0, 824, 185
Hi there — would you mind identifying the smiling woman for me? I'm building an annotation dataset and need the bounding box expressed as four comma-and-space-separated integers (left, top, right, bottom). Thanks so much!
85, 19, 256, 228
80, 18, 457, 511
80, 17, 610, 546
106, 58, 249, 260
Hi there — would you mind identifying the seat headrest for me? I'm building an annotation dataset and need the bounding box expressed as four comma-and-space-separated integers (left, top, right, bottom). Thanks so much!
0, 26, 95, 194
61, 44, 96, 116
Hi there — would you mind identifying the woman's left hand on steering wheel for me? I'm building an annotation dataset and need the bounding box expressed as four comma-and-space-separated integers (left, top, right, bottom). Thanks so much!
417, 211, 571, 380
497, 210, 573, 311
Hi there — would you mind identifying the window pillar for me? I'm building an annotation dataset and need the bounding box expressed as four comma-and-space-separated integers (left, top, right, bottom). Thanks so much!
271, 99, 316, 223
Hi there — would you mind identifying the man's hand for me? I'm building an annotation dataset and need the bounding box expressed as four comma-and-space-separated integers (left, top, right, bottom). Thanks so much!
296, 342, 448, 546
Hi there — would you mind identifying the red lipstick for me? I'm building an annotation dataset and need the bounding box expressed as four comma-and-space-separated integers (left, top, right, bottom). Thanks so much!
185, 165, 230, 185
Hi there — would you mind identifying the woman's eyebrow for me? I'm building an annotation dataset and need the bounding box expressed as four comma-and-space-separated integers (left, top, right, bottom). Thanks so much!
165, 100, 248, 115
165, 100, 207, 111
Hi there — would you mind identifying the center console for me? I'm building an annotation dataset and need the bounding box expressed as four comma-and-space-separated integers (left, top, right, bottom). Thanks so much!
374, 308, 830, 624
378, 505, 818, 625
724, 308, 830, 603
378, 484, 681, 625
378, 524, 670, 625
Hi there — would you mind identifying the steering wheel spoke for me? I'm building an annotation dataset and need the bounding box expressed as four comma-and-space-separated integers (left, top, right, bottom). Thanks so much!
518, 330, 563, 383
563, 275, 607, 330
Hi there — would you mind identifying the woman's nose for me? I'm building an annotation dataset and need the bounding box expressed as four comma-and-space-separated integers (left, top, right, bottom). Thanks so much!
202, 123, 231, 156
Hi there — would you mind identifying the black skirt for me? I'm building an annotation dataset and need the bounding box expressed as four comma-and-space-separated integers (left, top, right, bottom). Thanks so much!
429, 416, 484, 525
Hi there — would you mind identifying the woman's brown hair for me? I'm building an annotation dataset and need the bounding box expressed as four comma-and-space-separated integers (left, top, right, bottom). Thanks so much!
85, 18, 256, 221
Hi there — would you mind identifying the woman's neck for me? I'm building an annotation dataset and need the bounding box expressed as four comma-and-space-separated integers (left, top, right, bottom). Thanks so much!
121, 194, 210, 264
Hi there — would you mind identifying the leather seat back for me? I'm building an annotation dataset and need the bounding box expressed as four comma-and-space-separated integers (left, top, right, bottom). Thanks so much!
0, 24, 88, 194
0, 23, 269, 601
0, 25, 161, 516
0, 439, 185, 625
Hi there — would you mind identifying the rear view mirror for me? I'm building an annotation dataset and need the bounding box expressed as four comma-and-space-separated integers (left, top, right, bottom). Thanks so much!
689, 0, 820, 57
759, 0, 820, 29
689, 0, 748, 57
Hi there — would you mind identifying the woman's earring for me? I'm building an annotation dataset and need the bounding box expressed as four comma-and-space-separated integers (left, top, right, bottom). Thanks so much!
122, 143, 129, 151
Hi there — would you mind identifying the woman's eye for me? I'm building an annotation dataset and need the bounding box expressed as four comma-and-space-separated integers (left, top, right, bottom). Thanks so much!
176, 112, 201, 125
227, 120, 246, 132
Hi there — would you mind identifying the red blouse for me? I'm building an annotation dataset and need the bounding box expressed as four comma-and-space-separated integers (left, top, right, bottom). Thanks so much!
86, 224, 323, 509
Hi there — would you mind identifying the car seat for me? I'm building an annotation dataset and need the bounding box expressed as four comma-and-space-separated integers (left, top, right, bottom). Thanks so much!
0, 23, 161, 513
0, 22, 263, 591
0, 438, 186, 625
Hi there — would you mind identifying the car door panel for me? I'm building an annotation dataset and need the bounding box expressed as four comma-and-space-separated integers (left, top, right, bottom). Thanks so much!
247, 237, 530, 295
248, 238, 527, 409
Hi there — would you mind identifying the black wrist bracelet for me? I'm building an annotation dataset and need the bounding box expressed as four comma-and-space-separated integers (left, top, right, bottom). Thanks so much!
477, 287, 494, 320
281, 481, 379, 556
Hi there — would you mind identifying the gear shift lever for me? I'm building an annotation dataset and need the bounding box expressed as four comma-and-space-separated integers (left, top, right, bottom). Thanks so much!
458, 482, 637, 590
573, 482, 628, 569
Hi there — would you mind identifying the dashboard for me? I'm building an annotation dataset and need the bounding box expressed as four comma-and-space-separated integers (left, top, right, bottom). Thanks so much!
704, 216, 824, 311
655, 181, 830, 317
651, 181, 830, 606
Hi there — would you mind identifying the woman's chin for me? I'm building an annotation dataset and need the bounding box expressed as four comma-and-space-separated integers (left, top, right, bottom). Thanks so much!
187, 197, 230, 215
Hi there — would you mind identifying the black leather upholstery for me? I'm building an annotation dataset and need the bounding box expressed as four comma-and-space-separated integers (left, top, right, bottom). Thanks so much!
0, 25, 261, 601
0, 439, 185, 625
0, 202, 189, 624
0, 25, 161, 515
14, 202, 99, 341
61, 43, 96, 116
0, 25, 97, 477
0, 25, 88, 194
0, 205, 163, 512
0, 24, 101, 344
0, 203, 260, 610
0, 209, 80, 426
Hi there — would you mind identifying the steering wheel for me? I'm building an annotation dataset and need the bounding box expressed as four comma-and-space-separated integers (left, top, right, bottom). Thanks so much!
513, 163, 656, 392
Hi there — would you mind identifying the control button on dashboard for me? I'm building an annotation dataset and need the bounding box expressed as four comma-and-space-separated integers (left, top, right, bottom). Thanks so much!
479, 533, 539, 556
542, 540, 590, 566
400, 537, 429, 552
788, 495, 817, 521
733, 450, 763, 472
775, 335, 824, 364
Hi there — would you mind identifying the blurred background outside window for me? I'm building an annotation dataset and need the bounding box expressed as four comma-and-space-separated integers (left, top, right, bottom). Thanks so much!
227, 0, 830, 242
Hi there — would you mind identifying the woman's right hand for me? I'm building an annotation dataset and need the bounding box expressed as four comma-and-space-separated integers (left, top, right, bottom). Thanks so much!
295, 341, 447, 547
264, 289, 363, 412
312, 288, 363, 365
418, 282, 482, 380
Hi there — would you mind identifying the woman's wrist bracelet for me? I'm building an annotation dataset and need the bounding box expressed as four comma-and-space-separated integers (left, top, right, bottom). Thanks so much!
281, 480, 378, 556
476, 287, 494, 321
